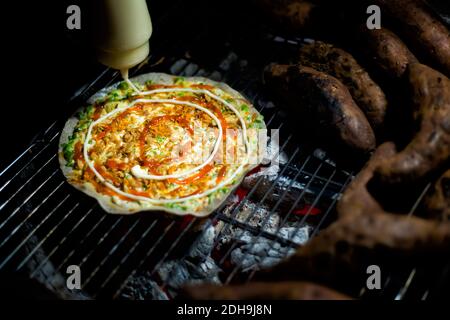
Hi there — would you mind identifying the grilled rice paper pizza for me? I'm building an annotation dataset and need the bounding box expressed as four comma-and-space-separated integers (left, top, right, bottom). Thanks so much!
59, 73, 266, 216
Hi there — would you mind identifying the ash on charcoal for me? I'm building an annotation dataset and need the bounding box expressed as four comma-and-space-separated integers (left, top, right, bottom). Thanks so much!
120, 274, 169, 300
242, 140, 310, 210
243, 136, 288, 183
230, 226, 310, 272
243, 174, 316, 207
157, 256, 221, 293
120, 226, 219, 300
216, 201, 281, 245
263, 135, 288, 165
188, 225, 215, 259
278, 226, 311, 245
155, 225, 221, 295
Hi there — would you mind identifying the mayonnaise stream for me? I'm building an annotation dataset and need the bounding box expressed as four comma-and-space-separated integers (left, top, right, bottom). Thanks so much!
121, 69, 142, 94
83, 87, 250, 204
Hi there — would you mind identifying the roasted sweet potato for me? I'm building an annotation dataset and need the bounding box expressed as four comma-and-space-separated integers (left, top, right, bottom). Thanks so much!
375, 0, 450, 76
298, 41, 387, 129
264, 64, 376, 154
423, 168, 450, 220
359, 27, 418, 79
181, 281, 351, 300
256, 143, 450, 287
374, 63, 450, 185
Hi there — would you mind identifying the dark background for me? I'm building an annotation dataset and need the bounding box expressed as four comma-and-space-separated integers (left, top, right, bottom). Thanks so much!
2, 1, 90, 167
0, 0, 175, 169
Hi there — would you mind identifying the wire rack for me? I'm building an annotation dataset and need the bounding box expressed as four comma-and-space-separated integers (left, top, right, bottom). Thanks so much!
0, 0, 448, 300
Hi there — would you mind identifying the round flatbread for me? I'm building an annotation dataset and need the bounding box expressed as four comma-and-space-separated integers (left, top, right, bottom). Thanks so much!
59, 73, 266, 216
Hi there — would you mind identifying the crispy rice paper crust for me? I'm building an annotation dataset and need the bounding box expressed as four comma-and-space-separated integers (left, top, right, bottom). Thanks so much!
59, 73, 266, 216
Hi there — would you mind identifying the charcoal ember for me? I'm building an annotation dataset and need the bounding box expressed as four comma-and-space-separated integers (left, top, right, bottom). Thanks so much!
120, 274, 169, 300
264, 134, 289, 165
242, 174, 315, 212
245, 135, 288, 182
157, 257, 221, 292
245, 163, 281, 182
216, 202, 281, 245
278, 226, 311, 245
156, 225, 221, 294
230, 226, 310, 271
237, 136, 290, 202
188, 225, 216, 259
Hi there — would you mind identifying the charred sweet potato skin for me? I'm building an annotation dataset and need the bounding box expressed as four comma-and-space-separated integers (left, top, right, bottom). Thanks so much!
359, 27, 418, 79
375, 63, 450, 184
423, 169, 450, 220
375, 0, 450, 76
256, 143, 450, 287
298, 41, 387, 129
181, 281, 352, 300
265, 64, 376, 153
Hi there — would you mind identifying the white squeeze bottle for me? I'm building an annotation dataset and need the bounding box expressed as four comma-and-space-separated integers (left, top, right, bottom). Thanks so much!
92, 0, 152, 84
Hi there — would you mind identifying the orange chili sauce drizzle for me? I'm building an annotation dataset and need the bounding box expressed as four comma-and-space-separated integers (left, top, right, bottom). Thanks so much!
139, 114, 194, 175
83, 168, 132, 201
167, 163, 215, 185
85, 85, 232, 200
94, 104, 143, 140
216, 165, 227, 184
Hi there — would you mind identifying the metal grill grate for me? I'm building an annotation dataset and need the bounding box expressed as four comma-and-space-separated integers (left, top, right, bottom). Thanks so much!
0, 0, 448, 300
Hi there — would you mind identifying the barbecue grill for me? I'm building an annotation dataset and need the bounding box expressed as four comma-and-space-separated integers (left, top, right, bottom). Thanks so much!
0, 0, 449, 300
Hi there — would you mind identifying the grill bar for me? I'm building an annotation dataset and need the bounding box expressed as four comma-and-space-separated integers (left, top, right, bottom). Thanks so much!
92, 219, 159, 298
1, 192, 72, 270
309, 173, 353, 238
0, 167, 60, 235
232, 158, 329, 280
391, 183, 433, 299
0, 180, 66, 252
49, 217, 123, 281
112, 221, 177, 299
81, 218, 142, 290
246, 172, 353, 282
0, 122, 60, 190
226, 167, 338, 284
0, 144, 36, 178
18, 204, 98, 271
150, 217, 199, 276
0, 153, 58, 210
218, 146, 301, 265
30, 206, 106, 278
63, 217, 125, 274
215, 213, 300, 248
278, 163, 325, 228
210, 129, 291, 253
18, 201, 81, 266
